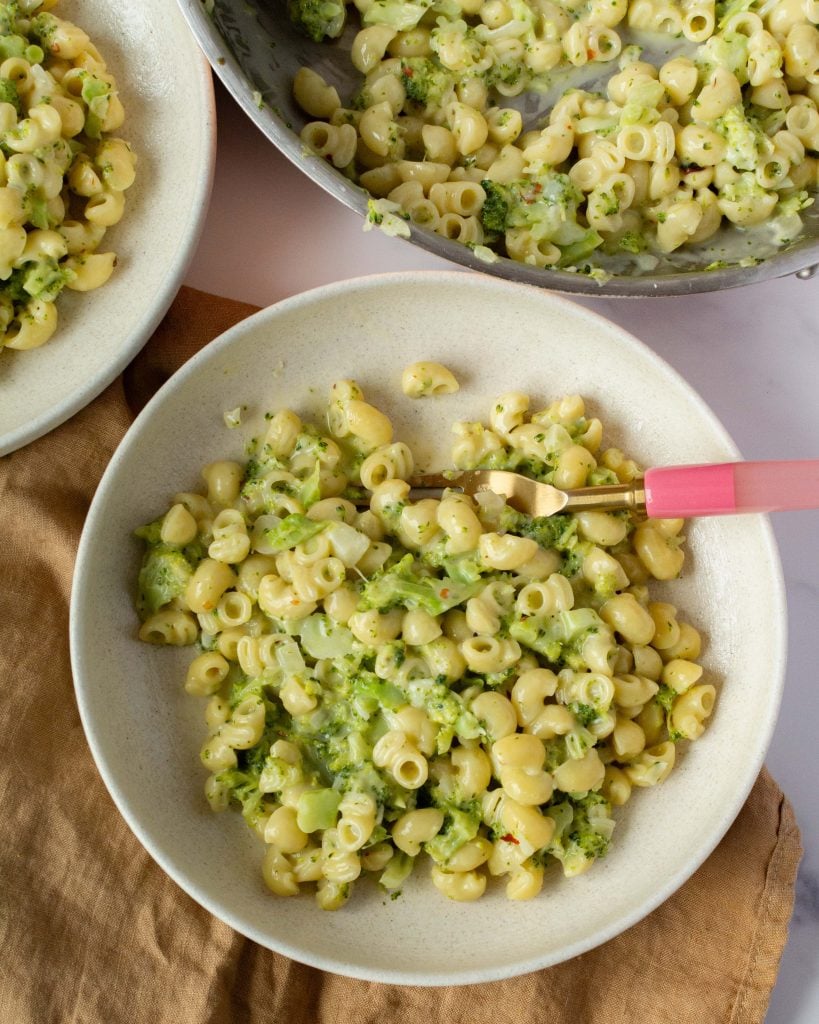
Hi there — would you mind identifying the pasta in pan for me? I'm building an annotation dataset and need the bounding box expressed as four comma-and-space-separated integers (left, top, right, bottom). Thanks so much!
288, 0, 818, 276
135, 373, 715, 910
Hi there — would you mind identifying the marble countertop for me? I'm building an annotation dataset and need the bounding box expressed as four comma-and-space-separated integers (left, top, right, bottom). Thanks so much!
184, 81, 819, 1021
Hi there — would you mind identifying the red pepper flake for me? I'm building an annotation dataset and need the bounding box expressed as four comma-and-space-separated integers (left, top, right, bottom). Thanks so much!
587, 48, 595, 60
501, 833, 520, 845
440, 588, 450, 598
402, 66, 414, 77
523, 181, 544, 205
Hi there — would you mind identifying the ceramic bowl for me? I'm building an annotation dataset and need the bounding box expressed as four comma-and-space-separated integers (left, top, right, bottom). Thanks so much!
70, 271, 786, 984
0, 0, 215, 457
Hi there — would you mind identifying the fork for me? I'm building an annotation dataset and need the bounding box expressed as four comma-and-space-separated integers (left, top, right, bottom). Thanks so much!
399, 461, 819, 518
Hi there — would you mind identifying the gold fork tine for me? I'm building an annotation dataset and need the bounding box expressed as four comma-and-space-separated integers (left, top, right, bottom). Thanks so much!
406, 470, 646, 517
406, 469, 566, 514
466, 470, 568, 516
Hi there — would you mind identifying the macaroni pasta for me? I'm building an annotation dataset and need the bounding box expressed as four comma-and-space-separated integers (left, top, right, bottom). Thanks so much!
289, 0, 819, 276
0, 0, 134, 355
135, 376, 714, 909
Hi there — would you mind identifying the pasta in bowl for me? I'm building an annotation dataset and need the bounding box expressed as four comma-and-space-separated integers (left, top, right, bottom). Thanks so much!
71, 272, 786, 982
0, 0, 214, 458
133, 379, 713, 911
0, 0, 136, 354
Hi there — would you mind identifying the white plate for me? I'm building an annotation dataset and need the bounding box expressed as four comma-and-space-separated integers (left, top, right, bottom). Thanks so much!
0, 0, 215, 457
70, 271, 786, 985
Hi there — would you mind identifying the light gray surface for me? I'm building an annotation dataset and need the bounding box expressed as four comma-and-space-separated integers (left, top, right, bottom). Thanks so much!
184, 83, 819, 1012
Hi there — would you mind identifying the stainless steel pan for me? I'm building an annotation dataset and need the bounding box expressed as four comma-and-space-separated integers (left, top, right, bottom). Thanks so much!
176, 0, 819, 297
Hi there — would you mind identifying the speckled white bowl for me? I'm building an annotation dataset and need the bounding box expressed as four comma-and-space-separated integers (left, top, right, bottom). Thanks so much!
0, 0, 215, 457
70, 271, 786, 985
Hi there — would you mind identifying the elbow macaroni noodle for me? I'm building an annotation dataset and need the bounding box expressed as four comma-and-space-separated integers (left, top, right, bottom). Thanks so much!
135, 374, 715, 909
291, 0, 818, 276
0, 0, 135, 355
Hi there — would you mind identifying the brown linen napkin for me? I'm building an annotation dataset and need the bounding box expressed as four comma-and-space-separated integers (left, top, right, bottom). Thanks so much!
0, 286, 802, 1024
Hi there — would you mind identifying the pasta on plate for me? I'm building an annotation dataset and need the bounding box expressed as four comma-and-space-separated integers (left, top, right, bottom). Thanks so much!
134, 374, 715, 910
288, 0, 819, 276
0, 0, 135, 355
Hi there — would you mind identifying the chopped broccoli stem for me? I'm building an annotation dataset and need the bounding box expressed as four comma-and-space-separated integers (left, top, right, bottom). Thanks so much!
262, 513, 327, 553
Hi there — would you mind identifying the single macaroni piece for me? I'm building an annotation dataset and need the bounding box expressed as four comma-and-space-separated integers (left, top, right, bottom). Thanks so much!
0, 1, 135, 356
134, 380, 713, 908
401, 360, 460, 397
291, 0, 818, 276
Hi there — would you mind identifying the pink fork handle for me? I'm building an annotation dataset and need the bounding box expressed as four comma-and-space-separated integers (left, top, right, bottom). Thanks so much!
644, 460, 819, 518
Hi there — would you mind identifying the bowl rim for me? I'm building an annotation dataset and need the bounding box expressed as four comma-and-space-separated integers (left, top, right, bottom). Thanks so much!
0, 6, 217, 458
70, 270, 788, 984
174, 0, 819, 299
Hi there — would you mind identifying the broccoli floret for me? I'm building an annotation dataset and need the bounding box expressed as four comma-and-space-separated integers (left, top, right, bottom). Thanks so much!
420, 536, 488, 584
480, 179, 512, 234
259, 752, 304, 794
405, 677, 482, 747
508, 173, 583, 224
364, 198, 411, 238
75, 74, 112, 140
717, 171, 775, 223
359, 553, 483, 614
380, 850, 414, 889
510, 608, 610, 670
287, 0, 346, 41
695, 32, 750, 83
712, 105, 766, 169
550, 793, 615, 876
777, 191, 813, 218
568, 823, 610, 860
298, 460, 322, 508
465, 443, 550, 479
441, 551, 487, 585
229, 673, 264, 708
618, 231, 646, 254
655, 683, 676, 712
500, 506, 577, 551
20, 257, 75, 302
481, 172, 605, 265
424, 803, 481, 865
0, 76, 19, 113
134, 517, 164, 544
136, 545, 193, 619
262, 513, 327, 553
350, 671, 405, 714
557, 229, 605, 268
212, 767, 268, 827
399, 57, 454, 108
570, 702, 598, 728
